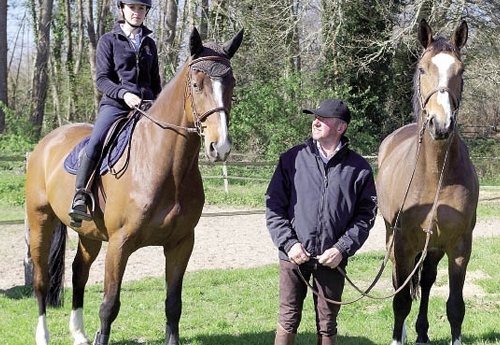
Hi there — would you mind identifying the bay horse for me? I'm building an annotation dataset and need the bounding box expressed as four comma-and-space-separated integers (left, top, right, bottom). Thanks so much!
25, 27, 243, 345
376, 20, 478, 345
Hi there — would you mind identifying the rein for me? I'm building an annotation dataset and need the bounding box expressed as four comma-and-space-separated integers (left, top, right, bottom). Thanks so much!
297, 81, 457, 305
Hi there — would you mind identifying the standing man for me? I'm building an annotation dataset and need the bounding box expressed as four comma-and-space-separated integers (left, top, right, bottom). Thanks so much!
266, 98, 377, 345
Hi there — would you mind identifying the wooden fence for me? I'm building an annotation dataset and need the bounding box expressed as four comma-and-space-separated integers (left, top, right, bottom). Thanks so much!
1, 153, 499, 226
0, 154, 273, 225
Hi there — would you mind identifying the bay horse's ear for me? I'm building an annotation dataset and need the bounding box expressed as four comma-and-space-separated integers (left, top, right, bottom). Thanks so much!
418, 19, 433, 49
222, 29, 244, 59
451, 21, 468, 50
189, 27, 204, 57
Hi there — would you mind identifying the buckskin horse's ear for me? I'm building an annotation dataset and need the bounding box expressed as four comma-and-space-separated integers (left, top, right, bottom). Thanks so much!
451, 21, 468, 50
418, 19, 433, 49
223, 29, 244, 59
189, 27, 204, 57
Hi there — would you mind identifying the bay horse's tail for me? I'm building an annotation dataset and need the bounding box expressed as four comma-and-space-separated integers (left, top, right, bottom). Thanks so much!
46, 221, 67, 307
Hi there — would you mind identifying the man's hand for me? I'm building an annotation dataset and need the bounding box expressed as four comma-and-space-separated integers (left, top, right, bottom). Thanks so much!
317, 247, 343, 269
124, 92, 142, 109
288, 243, 311, 265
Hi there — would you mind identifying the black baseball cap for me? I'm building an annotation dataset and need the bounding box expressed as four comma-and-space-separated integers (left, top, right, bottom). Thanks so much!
302, 98, 351, 124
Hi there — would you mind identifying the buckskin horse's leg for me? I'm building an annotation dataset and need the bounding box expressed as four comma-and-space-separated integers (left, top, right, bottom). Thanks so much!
389, 250, 414, 345
446, 236, 472, 345
70, 236, 102, 345
164, 231, 195, 345
93, 237, 131, 345
415, 250, 444, 344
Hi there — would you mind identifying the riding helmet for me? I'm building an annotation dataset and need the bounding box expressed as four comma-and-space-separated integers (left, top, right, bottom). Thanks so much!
117, 0, 152, 8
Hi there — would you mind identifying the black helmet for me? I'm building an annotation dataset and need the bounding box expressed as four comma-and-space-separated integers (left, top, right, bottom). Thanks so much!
117, 0, 151, 8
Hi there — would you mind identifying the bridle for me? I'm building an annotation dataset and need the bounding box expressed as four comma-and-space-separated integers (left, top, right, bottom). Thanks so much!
416, 51, 462, 120
186, 56, 231, 130
136, 55, 232, 136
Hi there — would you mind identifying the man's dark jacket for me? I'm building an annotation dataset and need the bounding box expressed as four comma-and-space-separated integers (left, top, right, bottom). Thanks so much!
266, 137, 378, 264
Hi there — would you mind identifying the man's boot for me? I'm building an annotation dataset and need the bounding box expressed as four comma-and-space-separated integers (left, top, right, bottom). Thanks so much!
317, 334, 337, 345
68, 153, 97, 226
274, 323, 296, 345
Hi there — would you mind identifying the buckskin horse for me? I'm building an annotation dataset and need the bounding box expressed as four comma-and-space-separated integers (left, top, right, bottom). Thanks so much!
25, 27, 243, 345
376, 20, 478, 345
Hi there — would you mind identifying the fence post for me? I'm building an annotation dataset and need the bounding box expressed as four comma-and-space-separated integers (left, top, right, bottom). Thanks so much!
222, 161, 229, 194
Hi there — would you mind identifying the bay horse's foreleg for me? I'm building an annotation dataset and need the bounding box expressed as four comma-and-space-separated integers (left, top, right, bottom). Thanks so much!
446, 237, 472, 345
164, 232, 194, 345
93, 239, 132, 345
415, 249, 445, 344
70, 236, 102, 345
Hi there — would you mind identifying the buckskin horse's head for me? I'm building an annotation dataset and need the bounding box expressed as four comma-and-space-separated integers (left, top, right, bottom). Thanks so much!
415, 19, 468, 140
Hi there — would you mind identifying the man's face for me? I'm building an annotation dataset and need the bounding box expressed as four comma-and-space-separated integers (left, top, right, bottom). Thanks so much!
311, 115, 346, 141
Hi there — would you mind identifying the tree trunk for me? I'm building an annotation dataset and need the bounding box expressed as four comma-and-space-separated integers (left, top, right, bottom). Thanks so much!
0, 0, 8, 133
30, 0, 54, 139
86, 0, 100, 120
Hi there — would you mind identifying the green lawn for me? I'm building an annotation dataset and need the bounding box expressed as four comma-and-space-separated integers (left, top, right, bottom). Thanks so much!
1, 237, 499, 345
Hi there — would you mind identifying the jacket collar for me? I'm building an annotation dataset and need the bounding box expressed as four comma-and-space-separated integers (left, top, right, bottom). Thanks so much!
112, 20, 153, 37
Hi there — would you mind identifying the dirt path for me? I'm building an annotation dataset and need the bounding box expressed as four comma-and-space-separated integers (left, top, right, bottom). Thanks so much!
1, 206, 499, 291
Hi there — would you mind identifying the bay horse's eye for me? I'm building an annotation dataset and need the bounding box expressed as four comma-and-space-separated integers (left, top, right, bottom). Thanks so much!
192, 82, 201, 92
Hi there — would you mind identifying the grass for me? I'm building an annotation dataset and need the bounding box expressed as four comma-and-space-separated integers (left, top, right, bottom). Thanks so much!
1, 238, 499, 344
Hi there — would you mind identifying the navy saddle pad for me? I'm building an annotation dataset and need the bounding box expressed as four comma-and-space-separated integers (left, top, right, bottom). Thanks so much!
64, 116, 137, 175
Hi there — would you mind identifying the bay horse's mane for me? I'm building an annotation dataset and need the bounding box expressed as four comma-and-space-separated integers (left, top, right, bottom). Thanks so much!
412, 36, 464, 120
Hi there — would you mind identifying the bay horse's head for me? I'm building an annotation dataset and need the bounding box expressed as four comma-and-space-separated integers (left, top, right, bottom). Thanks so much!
414, 19, 468, 140
186, 28, 243, 162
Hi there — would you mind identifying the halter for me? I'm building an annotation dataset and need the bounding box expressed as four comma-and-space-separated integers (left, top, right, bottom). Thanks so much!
416, 50, 462, 119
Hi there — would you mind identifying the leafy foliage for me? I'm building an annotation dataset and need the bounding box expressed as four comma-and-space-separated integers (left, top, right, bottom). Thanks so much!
0, 102, 37, 153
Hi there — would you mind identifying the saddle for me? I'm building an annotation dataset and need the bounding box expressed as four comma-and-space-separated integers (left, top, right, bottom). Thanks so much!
64, 104, 150, 216
64, 112, 139, 176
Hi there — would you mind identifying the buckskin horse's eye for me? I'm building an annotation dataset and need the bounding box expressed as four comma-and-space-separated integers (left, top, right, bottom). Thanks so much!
419, 67, 425, 74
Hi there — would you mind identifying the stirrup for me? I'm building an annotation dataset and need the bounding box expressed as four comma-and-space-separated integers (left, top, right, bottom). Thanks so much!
68, 189, 95, 224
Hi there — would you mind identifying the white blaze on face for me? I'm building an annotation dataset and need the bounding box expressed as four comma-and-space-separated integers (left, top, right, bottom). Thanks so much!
211, 79, 231, 156
431, 52, 456, 115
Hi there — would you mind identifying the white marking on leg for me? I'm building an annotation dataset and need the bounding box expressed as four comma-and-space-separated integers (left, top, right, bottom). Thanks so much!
70, 308, 89, 345
451, 337, 462, 345
36, 314, 49, 345
389, 323, 406, 345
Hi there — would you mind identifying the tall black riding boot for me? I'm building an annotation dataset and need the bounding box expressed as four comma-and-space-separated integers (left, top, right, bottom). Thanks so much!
68, 153, 97, 226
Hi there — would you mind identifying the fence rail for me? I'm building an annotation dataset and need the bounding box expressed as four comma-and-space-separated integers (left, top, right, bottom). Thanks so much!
2, 153, 499, 226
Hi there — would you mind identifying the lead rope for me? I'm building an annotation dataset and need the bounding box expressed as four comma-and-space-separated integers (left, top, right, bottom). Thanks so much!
296, 115, 454, 305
